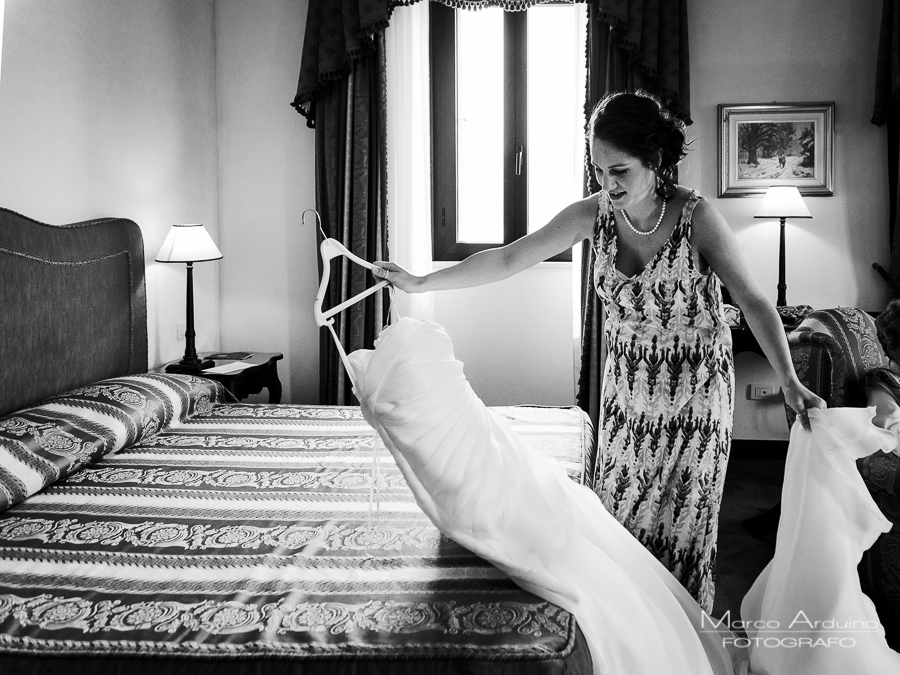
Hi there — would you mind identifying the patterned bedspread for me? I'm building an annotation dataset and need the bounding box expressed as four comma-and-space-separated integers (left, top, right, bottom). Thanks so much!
0, 381, 594, 675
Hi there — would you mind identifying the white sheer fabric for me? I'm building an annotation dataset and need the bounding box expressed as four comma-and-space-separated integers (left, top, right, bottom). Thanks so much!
385, 3, 434, 322
741, 406, 900, 674
348, 317, 744, 675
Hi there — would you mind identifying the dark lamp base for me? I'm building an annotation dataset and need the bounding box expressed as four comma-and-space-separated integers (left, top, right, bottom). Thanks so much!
165, 358, 215, 374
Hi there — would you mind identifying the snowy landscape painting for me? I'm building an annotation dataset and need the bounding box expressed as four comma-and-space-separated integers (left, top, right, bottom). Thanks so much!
718, 102, 834, 196
737, 120, 815, 180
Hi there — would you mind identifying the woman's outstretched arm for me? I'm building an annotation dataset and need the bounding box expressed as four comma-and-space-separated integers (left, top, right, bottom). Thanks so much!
691, 199, 825, 429
373, 195, 597, 293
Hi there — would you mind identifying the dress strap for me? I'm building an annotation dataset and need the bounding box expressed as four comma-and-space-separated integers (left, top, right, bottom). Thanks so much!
591, 191, 614, 252
679, 191, 704, 238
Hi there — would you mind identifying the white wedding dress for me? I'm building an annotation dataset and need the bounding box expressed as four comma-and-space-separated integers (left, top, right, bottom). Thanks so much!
741, 406, 900, 674
346, 317, 744, 675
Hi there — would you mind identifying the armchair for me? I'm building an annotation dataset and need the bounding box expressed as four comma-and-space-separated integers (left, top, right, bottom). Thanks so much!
786, 307, 900, 649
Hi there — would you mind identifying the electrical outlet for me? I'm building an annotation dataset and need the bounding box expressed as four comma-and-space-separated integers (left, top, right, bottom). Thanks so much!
176, 321, 187, 341
748, 384, 774, 400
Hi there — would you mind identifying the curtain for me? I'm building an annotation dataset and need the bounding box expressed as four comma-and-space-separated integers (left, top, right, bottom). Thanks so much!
293, 0, 392, 127
294, 1, 391, 405
576, 0, 691, 446
590, 0, 691, 123
385, 2, 435, 322
873, 0, 900, 298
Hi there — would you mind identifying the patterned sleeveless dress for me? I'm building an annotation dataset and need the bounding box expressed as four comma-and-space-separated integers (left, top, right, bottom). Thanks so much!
591, 190, 734, 613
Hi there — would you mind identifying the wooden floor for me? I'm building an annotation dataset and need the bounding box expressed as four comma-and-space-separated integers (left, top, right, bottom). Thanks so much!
712, 447, 787, 628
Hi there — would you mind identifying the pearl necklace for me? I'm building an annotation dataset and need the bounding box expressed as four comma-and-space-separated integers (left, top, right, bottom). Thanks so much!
620, 198, 667, 237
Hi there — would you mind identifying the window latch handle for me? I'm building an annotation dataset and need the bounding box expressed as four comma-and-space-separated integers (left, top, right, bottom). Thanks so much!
515, 144, 524, 176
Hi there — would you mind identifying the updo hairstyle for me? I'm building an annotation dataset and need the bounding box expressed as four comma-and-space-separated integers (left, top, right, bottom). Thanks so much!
876, 299, 900, 363
588, 90, 688, 200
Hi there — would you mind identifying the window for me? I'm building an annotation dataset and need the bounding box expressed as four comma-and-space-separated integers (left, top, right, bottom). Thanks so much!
430, 2, 587, 262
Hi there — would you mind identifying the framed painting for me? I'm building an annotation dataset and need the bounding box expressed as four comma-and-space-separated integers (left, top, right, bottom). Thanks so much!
718, 102, 834, 197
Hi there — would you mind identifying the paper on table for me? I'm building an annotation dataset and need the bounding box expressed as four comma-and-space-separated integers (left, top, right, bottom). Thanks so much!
205, 361, 255, 375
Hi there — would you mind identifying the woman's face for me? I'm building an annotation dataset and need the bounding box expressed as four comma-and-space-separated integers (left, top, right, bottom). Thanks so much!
590, 138, 659, 210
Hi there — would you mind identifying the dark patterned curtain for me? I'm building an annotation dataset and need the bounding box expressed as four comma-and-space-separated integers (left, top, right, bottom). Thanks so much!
872, 0, 900, 298
293, 1, 390, 405
576, 0, 691, 442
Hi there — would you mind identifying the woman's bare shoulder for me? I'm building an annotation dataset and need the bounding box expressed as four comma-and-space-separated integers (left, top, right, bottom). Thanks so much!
560, 192, 604, 238
682, 188, 728, 233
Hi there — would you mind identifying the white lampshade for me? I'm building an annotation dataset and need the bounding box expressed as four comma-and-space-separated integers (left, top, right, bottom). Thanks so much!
753, 186, 812, 219
155, 224, 223, 263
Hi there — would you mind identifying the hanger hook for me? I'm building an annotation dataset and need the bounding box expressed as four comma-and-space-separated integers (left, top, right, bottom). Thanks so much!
303, 209, 327, 241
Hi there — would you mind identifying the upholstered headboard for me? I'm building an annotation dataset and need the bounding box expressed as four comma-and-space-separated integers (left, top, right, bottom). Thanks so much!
0, 207, 148, 417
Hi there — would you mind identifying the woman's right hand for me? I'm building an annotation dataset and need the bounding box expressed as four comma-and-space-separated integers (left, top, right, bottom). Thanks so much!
372, 261, 422, 293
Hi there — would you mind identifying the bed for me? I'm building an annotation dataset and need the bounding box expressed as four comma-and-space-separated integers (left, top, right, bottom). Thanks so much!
0, 207, 595, 674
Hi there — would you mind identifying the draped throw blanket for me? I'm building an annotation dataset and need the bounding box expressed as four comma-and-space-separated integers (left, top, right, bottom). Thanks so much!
577, 0, 691, 438
872, 0, 900, 298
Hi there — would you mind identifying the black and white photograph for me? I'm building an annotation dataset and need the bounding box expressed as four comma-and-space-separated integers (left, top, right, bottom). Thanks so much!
0, 2, 898, 675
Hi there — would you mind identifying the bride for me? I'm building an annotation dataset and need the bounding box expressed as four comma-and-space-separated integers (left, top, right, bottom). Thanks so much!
375, 91, 824, 616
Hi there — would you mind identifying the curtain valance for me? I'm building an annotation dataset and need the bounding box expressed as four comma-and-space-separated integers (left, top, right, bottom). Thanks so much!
293, 0, 690, 123
292, 0, 392, 123
292, 0, 593, 125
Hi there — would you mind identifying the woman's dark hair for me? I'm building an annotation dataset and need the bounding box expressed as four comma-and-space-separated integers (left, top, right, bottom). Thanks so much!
588, 90, 688, 200
877, 299, 900, 362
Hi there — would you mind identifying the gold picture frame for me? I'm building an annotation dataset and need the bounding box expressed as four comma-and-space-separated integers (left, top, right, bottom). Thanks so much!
718, 102, 834, 197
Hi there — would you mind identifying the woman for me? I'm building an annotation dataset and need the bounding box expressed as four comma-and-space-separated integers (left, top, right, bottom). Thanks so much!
373, 91, 824, 612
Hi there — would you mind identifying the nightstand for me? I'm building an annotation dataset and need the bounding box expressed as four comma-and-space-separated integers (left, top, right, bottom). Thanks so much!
164, 352, 283, 403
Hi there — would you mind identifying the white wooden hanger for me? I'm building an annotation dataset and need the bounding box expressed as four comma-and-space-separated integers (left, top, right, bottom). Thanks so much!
307, 210, 390, 383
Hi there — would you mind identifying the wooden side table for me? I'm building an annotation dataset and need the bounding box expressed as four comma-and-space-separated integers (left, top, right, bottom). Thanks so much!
164, 352, 283, 403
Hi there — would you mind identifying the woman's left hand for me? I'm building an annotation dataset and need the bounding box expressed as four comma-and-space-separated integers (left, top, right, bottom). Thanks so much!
782, 381, 826, 432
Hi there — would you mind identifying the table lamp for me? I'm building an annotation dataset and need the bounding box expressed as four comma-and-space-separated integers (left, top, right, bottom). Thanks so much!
156, 223, 223, 372
753, 186, 812, 307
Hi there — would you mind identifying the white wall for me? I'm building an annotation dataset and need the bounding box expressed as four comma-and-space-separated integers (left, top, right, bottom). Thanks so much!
433, 262, 576, 406
0, 0, 221, 370
215, 0, 318, 404
687, 0, 889, 439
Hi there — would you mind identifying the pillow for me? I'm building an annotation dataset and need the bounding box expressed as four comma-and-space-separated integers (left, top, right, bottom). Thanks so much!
0, 373, 226, 512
